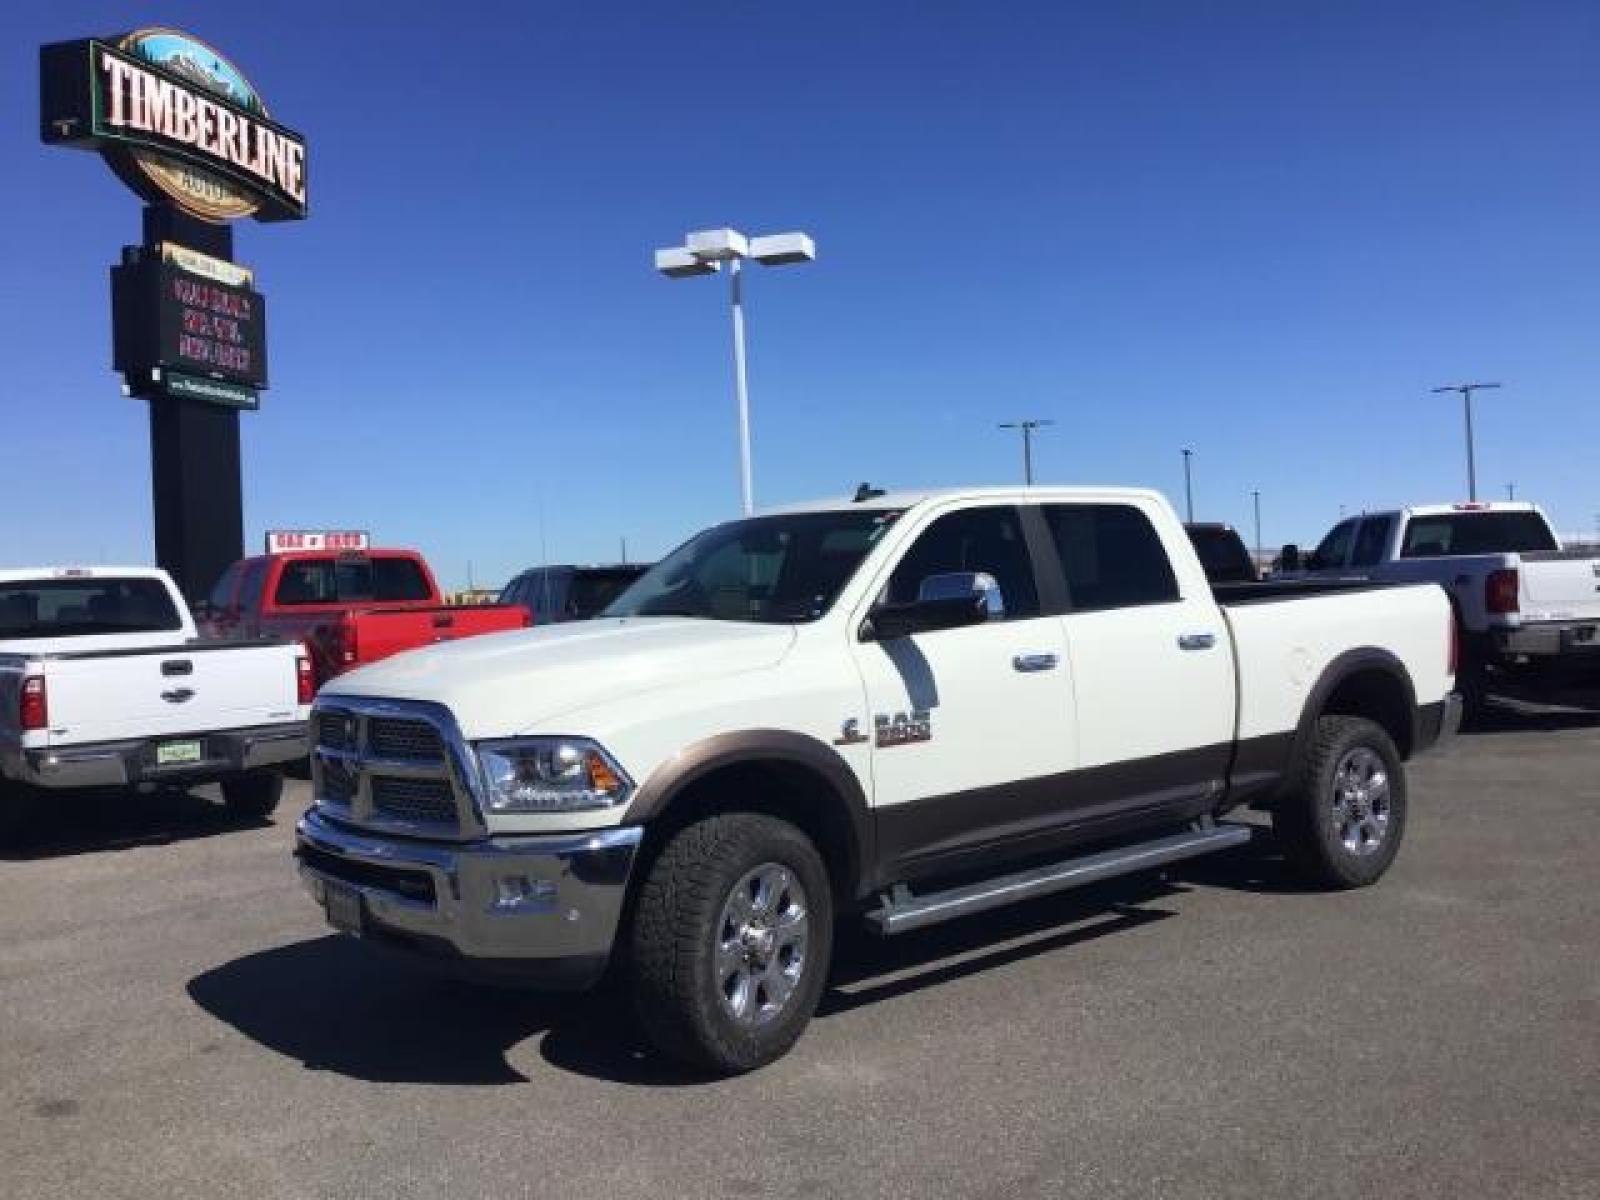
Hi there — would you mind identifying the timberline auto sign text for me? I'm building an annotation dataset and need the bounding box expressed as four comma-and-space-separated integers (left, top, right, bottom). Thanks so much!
99, 44, 305, 214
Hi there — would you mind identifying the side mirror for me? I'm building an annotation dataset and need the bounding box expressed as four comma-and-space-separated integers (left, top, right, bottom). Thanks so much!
1279, 544, 1302, 573
863, 572, 999, 641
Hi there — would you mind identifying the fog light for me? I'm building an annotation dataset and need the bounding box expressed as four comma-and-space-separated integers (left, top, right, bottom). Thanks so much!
490, 874, 557, 912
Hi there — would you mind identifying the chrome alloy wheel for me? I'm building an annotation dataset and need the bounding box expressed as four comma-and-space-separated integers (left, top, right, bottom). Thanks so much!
1331, 746, 1391, 856
714, 862, 810, 1027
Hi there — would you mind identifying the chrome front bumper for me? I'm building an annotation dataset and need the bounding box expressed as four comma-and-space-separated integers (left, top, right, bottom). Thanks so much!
295, 806, 644, 989
6, 722, 307, 789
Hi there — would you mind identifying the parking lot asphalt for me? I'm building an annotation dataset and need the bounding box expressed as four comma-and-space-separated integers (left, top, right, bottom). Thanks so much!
3, 701, 1598, 1200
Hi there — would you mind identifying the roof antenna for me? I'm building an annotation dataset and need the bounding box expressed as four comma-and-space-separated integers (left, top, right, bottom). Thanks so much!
853, 482, 886, 503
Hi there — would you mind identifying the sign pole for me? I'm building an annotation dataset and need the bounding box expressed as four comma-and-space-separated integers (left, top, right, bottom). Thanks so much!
141, 207, 243, 604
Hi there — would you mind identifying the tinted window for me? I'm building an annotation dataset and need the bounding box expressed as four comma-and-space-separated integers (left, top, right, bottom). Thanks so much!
369, 557, 433, 601
0, 577, 182, 638
1313, 519, 1357, 568
885, 506, 1040, 619
1185, 526, 1256, 583
1400, 512, 1559, 557
273, 556, 433, 605
567, 568, 648, 619
606, 510, 901, 623
238, 560, 268, 615
206, 563, 241, 612
1350, 517, 1394, 568
275, 559, 337, 605
1044, 504, 1179, 610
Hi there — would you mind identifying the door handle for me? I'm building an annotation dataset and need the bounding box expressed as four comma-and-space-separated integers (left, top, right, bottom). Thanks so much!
1012, 652, 1060, 672
1177, 632, 1217, 651
161, 687, 195, 703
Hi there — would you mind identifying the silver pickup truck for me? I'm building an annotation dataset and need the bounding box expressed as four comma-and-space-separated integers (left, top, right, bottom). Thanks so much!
1290, 503, 1600, 716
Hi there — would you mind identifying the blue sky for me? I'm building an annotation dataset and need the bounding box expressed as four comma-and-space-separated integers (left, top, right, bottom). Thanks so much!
4, 1, 1597, 586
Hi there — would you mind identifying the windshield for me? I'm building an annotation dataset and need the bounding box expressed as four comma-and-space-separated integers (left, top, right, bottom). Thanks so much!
0, 577, 184, 639
1400, 512, 1558, 557
604, 510, 902, 623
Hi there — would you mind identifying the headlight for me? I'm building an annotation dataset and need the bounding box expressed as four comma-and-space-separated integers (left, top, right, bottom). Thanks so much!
476, 738, 633, 813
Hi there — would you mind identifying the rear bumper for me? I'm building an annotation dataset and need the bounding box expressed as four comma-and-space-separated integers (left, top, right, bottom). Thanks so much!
1491, 621, 1600, 661
294, 807, 643, 990
1414, 694, 1463, 755
4, 722, 307, 789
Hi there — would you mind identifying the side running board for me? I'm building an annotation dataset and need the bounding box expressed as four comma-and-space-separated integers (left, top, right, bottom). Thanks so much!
867, 824, 1254, 936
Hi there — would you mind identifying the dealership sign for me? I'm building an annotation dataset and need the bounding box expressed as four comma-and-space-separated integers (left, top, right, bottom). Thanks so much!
41, 28, 307, 222
113, 242, 269, 403
265, 530, 371, 554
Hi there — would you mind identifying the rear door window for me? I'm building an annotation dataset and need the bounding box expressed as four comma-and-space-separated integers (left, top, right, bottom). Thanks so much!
1312, 520, 1357, 569
1349, 517, 1394, 568
1042, 504, 1180, 610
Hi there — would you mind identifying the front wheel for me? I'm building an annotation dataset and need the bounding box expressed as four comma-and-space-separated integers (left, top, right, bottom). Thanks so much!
628, 813, 833, 1074
221, 771, 283, 819
1274, 716, 1407, 889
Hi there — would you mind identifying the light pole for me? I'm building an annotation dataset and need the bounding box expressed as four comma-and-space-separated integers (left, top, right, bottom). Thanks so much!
1252, 489, 1262, 562
998, 419, 1053, 484
655, 228, 816, 516
1431, 382, 1501, 502
1181, 448, 1195, 521
1505, 482, 1515, 502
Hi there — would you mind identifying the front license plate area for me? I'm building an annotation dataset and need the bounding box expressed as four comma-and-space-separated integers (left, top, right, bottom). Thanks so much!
324, 880, 365, 935
155, 739, 203, 766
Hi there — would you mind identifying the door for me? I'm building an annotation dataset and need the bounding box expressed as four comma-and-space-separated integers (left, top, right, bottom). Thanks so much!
1040, 501, 1237, 825
849, 504, 1077, 876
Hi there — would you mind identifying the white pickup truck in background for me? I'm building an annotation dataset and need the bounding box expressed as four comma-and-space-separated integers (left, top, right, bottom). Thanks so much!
0, 567, 312, 838
296, 486, 1458, 1074
1290, 503, 1600, 716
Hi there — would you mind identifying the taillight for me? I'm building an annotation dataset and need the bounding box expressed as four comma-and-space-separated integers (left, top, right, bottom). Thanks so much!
338, 618, 358, 665
20, 675, 47, 731
296, 651, 315, 705
1485, 568, 1519, 615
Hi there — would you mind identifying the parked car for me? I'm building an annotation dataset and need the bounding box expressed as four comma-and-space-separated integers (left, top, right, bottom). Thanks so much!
1290, 502, 1600, 716
296, 486, 1457, 1074
1185, 522, 1259, 583
200, 548, 530, 686
500, 563, 649, 625
0, 567, 310, 837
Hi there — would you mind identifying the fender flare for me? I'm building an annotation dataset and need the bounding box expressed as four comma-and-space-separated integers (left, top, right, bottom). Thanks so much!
1288, 647, 1418, 770
623, 729, 875, 899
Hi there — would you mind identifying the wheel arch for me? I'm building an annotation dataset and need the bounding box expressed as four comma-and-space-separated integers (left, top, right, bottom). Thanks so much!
1293, 648, 1419, 765
623, 730, 874, 905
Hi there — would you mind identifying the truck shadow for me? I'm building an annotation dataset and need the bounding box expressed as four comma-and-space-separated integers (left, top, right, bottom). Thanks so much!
0, 786, 268, 861
1463, 694, 1600, 736
189, 874, 1197, 1088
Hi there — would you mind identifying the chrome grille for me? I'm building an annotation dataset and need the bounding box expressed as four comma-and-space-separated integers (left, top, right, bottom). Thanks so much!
369, 717, 444, 761
371, 777, 457, 825
309, 699, 479, 838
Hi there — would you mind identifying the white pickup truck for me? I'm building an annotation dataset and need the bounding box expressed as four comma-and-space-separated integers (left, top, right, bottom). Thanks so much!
297, 487, 1458, 1073
1, 567, 312, 837
1291, 503, 1600, 715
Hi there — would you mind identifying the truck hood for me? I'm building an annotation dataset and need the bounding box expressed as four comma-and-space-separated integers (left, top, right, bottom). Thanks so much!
321, 617, 797, 735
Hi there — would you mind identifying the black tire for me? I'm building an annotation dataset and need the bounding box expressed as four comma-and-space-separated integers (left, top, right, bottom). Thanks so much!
1274, 715, 1407, 889
221, 771, 283, 819
628, 813, 833, 1075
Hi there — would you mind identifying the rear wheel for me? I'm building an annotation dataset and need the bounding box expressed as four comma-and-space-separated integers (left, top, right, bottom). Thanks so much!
1274, 715, 1406, 889
221, 771, 283, 819
628, 812, 833, 1075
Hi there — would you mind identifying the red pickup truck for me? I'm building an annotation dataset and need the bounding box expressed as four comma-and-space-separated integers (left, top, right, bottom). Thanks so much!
201, 548, 530, 685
